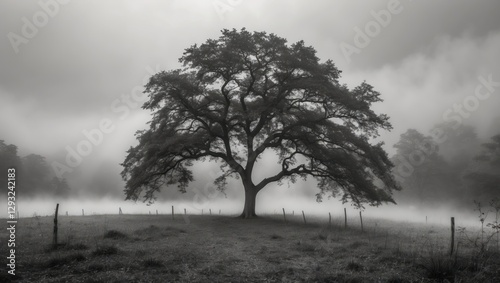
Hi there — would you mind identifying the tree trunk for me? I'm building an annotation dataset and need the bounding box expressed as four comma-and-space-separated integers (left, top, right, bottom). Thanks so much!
239, 187, 258, 219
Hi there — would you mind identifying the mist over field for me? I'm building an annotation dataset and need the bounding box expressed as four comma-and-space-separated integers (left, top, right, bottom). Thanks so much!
3, 195, 486, 228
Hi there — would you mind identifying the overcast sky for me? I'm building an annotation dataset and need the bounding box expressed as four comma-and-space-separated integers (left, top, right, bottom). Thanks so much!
1, 0, 500, 200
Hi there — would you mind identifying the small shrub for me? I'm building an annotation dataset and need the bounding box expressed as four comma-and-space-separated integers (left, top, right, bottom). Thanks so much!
44, 243, 65, 253
166, 226, 186, 233
317, 233, 328, 241
46, 258, 65, 268
311, 229, 329, 241
134, 249, 148, 257
200, 263, 227, 276
68, 253, 86, 262
46, 253, 86, 268
103, 230, 128, 239
377, 254, 398, 264
346, 260, 364, 272
87, 263, 105, 272
270, 233, 283, 240
136, 225, 160, 234
422, 254, 456, 282
264, 267, 296, 280
296, 241, 316, 252
458, 200, 500, 254
349, 241, 368, 249
142, 258, 164, 268
92, 244, 119, 256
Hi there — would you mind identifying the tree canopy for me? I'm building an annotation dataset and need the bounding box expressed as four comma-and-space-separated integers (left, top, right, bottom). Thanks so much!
121, 28, 400, 217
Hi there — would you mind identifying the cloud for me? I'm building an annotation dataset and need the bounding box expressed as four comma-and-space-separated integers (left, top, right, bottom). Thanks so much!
341, 31, 500, 153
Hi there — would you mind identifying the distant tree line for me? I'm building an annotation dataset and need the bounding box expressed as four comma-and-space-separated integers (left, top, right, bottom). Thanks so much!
2, 119, 498, 206
391, 122, 500, 207
0, 140, 70, 198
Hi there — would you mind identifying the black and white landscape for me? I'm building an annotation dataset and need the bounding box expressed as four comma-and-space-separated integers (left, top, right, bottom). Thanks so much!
1, 1, 499, 282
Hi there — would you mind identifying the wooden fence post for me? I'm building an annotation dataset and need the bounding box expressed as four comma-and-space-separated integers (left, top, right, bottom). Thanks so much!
302, 210, 307, 225
210, 209, 212, 215
53, 204, 59, 247
219, 209, 221, 215
202, 209, 204, 215
82, 209, 84, 216
184, 208, 186, 215
329, 212, 332, 226
65, 211, 68, 216
119, 207, 122, 215
282, 208, 287, 223
359, 211, 364, 232
156, 209, 158, 215
450, 217, 455, 255
171, 206, 174, 220
344, 208, 347, 229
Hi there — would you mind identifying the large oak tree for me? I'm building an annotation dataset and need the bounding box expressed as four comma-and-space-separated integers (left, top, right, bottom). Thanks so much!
121, 29, 400, 218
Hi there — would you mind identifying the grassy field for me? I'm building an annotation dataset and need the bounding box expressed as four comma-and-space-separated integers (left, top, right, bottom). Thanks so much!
1, 213, 499, 282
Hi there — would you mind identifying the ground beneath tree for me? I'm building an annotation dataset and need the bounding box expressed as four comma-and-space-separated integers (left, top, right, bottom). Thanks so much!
1, 214, 499, 282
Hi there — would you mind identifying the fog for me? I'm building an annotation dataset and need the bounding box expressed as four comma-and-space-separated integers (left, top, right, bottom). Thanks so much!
1, 194, 485, 229
1, 1, 500, 226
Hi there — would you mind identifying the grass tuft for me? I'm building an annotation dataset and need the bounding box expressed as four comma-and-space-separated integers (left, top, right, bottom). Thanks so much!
92, 244, 119, 256
422, 254, 457, 282
87, 262, 106, 272
46, 252, 86, 268
270, 233, 283, 240
311, 228, 330, 241
296, 240, 317, 252
349, 241, 368, 249
165, 226, 187, 233
137, 225, 160, 234
103, 230, 128, 239
142, 258, 164, 268
346, 260, 364, 272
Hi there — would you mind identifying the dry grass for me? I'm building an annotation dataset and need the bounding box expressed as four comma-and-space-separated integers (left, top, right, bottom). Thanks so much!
0, 213, 498, 282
